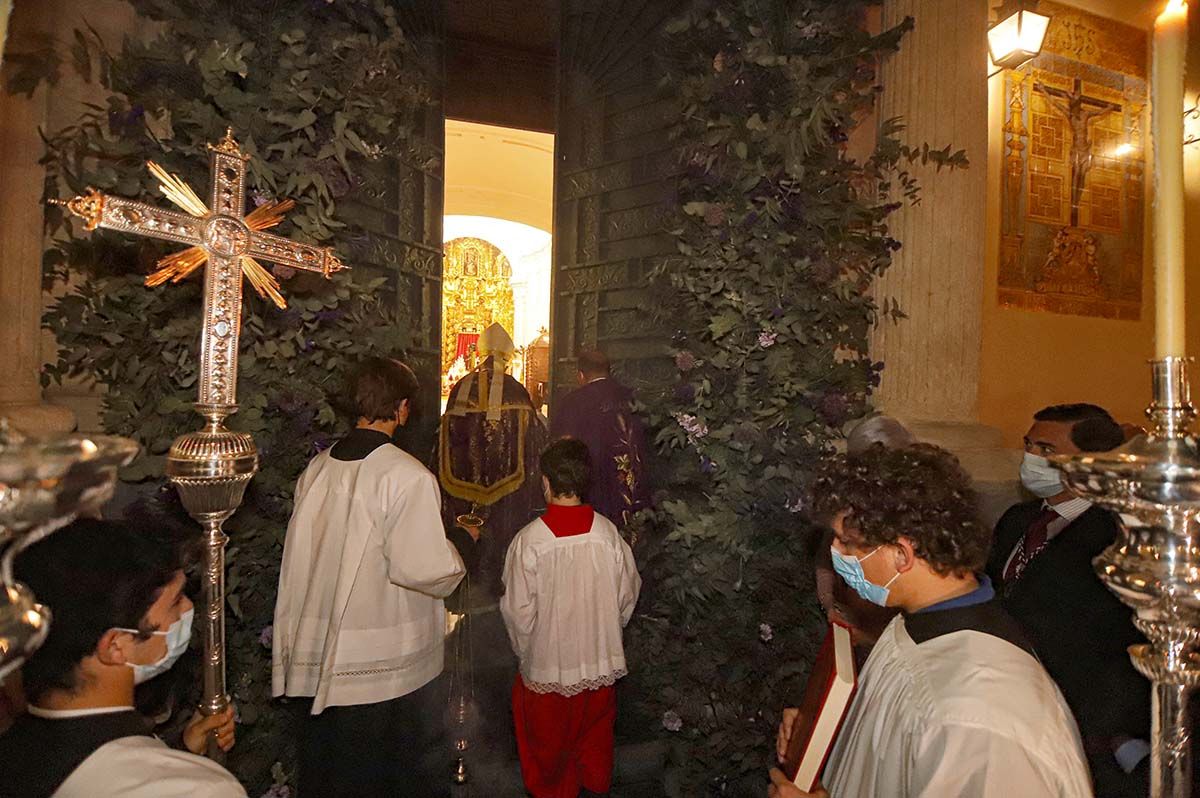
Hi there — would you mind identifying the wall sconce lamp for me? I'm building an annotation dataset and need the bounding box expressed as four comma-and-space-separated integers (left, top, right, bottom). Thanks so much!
988, 1, 1051, 72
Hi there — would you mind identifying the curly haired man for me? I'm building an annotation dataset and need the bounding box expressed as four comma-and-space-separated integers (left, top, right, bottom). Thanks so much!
769, 444, 1092, 798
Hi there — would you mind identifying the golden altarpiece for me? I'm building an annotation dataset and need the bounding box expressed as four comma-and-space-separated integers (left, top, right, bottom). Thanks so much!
441, 237, 515, 395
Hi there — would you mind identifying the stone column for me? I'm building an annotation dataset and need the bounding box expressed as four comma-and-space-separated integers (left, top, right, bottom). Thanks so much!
870, 0, 1020, 522
0, 2, 75, 434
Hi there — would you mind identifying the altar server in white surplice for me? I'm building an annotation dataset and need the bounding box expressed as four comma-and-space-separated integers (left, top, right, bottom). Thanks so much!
0, 520, 243, 798
501, 438, 641, 798
273, 358, 479, 798
770, 445, 1092, 798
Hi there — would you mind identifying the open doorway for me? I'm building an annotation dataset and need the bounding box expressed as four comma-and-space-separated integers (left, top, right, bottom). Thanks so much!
441, 120, 554, 413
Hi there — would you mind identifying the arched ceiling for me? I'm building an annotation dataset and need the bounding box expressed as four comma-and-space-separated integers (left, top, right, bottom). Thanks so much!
444, 119, 554, 232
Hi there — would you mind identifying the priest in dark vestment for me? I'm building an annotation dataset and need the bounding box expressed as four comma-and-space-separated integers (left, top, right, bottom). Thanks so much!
437, 323, 548, 596
550, 349, 650, 529
435, 323, 548, 763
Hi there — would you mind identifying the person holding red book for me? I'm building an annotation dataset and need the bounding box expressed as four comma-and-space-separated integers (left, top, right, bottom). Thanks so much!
501, 437, 642, 798
770, 444, 1092, 798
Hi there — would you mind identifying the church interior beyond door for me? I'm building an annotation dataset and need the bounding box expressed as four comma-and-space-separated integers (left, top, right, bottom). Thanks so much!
442, 120, 554, 409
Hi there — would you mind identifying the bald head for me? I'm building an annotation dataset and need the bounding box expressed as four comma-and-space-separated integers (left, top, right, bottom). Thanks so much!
847, 415, 915, 455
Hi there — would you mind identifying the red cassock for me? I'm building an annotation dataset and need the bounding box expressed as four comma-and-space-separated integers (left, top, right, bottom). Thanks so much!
512, 675, 616, 798
511, 504, 618, 798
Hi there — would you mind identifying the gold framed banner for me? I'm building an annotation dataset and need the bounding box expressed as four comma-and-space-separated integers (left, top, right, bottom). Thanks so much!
997, 2, 1147, 320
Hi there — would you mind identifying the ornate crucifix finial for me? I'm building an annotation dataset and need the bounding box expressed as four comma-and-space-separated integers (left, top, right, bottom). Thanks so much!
54, 129, 346, 408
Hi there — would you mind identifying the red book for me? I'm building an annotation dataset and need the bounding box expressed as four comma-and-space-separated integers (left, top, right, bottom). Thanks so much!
782, 621, 858, 792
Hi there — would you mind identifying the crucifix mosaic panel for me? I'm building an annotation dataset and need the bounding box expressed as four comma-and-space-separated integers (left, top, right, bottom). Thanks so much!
997, 1, 1147, 320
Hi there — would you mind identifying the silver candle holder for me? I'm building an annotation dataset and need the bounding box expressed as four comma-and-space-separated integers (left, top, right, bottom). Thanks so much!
1054, 357, 1200, 798
0, 419, 138, 678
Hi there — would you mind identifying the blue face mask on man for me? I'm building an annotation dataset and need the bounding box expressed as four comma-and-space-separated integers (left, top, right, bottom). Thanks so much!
830, 545, 900, 607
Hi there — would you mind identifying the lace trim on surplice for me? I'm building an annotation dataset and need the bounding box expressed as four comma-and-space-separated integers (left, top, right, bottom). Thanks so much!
522, 668, 628, 697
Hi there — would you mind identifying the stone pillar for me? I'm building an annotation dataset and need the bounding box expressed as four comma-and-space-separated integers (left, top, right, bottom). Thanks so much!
871, 0, 1020, 523
0, 2, 75, 435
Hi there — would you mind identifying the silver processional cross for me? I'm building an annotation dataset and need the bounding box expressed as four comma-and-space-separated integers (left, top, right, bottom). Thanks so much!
56, 129, 346, 758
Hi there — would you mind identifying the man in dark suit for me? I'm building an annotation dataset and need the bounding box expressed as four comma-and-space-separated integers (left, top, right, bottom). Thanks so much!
987, 403, 1150, 798
550, 350, 650, 529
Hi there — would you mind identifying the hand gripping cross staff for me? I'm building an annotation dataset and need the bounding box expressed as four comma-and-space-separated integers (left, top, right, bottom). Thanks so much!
54, 129, 347, 759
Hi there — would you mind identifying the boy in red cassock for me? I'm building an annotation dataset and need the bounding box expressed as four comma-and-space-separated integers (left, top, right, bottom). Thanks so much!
501, 437, 641, 798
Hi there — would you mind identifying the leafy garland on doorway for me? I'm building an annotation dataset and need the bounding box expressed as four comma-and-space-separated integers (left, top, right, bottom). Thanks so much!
9, 0, 434, 792
624, 1, 966, 794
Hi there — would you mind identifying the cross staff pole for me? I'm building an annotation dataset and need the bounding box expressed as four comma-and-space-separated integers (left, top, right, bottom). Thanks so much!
56, 130, 346, 759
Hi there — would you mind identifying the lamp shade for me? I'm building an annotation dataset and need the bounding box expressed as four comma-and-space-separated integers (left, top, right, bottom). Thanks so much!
988, 9, 1051, 70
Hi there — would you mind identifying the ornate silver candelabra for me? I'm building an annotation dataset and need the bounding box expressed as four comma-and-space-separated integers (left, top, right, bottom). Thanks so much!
0, 420, 138, 679
1055, 357, 1200, 798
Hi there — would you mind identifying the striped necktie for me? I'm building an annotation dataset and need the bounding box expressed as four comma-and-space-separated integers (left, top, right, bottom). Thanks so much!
1003, 507, 1060, 583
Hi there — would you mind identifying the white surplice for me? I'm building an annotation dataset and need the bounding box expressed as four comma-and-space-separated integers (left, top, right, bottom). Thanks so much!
500, 511, 641, 695
272, 444, 465, 713
27, 707, 245, 798
823, 616, 1093, 798
55, 736, 246, 797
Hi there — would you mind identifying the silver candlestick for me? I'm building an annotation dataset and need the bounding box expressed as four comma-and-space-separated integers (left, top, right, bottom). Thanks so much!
1054, 357, 1200, 798
0, 419, 138, 678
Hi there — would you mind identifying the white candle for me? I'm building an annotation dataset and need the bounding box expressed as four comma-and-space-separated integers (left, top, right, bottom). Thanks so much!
1153, 0, 1188, 358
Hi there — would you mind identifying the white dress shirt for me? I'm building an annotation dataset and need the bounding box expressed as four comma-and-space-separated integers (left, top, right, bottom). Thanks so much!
1001, 497, 1092, 576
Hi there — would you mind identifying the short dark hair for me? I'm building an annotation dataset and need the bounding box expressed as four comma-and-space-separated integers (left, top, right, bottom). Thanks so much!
577, 350, 611, 380
540, 437, 593, 499
353, 357, 420, 422
810, 444, 987, 577
15, 519, 181, 702
1033, 403, 1123, 452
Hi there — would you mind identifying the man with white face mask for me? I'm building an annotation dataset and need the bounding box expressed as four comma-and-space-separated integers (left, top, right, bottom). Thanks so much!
769, 445, 1090, 798
0, 518, 244, 797
987, 403, 1150, 798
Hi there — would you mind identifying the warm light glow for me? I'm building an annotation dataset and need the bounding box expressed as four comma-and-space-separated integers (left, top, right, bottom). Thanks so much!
1112, 142, 1135, 158
441, 216, 552, 385
988, 10, 1051, 71
1159, 0, 1188, 24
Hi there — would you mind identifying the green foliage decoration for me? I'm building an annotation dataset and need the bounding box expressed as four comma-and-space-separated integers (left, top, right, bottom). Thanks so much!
624, 2, 966, 794
19, 0, 436, 790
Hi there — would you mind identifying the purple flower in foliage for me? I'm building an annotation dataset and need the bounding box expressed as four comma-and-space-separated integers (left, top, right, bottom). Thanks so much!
819, 391, 850, 427
758, 330, 778, 348
699, 456, 716, 474
675, 351, 697, 372
273, 264, 297, 280
675, 413, 709, 445
673, 383, 696, 404
259, 625, 273, 649
662, 710, 683, 732
108, 105, 145, 137
315, 309, 346, 323
260, 787, 292, 798
869, 361, 885, 388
